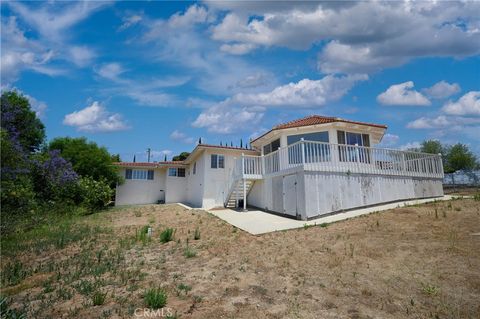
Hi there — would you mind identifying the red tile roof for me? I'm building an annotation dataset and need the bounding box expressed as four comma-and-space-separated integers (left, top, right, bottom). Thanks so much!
251, 115, 387, 143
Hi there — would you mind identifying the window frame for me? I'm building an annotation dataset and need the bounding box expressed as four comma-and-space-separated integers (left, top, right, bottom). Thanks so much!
125, 169, 154, 180
168, 167, 186, 177
210, 154, 225, 169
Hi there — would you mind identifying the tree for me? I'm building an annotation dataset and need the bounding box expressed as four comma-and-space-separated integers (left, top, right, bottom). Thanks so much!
48, 137, 121, 187
444, 143, 478, 173
420, 140, 443, 155
172, 152, 190, 161
1, 91, 45, 152
111, 154, 121, 162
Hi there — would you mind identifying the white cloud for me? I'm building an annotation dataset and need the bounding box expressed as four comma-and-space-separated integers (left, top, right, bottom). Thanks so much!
69, 46, 96, 67
170, 130, 195, 144
407, 115, 480, 129
377, 81, 431, 106
63, 101, 129, 133
232, 74, 368, 108
96, 63, 125, 81
192, 74, 367, 133
8, 1, 108, 42
399, 141, 421, 151
26, 94, 47, 118
209, 2, 480, 73
220, 43, 257, 55
119, 14, 142, 31
423, 81, 461, 99
441, 91, 480, 116
379, 133, 399, 147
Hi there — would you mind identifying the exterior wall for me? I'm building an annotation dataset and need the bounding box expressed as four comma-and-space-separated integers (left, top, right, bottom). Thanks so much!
301, 172, 443, 219
115, 168, 166, 206
165, 172, 188, 204
186, 155, 205, 207
201, 149, 241, 209
247, 179, 264, 208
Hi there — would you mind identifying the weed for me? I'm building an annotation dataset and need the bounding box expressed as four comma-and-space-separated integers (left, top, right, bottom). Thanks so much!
422, 283, 439, 296
184, 245, 197, 258
57, 286, 73, 300
454, 207, 461, 211
320, 223, 328, 228
160, 228, 175, 243
92, 291, 107, 306
0, 296, 26, 319
144, 288, 168, 309
134, 210, 142, 217
435, 208, 438, 219
474, 193, 480, 201
194, 227, 201, 240
447, 202, 452, 210
1, 261, 28, 287
176, 283, 192, 296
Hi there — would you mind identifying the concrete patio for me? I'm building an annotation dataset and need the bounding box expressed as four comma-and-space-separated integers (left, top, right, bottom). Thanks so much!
208, 195, 456, 235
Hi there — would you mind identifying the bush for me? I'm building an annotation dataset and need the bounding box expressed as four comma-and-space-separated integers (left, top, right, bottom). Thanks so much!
91, 291, 107, 306
183, 245, 197, 258
78, 176, 114, 211
159, 228, 175, 243
144, 288, 167, 309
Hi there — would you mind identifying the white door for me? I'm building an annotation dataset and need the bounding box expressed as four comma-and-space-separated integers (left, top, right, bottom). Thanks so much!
283, 174, 297, 217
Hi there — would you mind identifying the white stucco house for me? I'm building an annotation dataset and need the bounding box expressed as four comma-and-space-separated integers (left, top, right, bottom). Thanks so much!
114, 115, 444, 220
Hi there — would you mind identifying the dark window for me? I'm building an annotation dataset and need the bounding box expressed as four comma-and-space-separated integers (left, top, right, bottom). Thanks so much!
337, 130, 346, 144
193, 162, 196, 174
218, 155, 225, 168
147, 170, 154, 180
178, 168, 186, 177
125, 169, 132, 179
211, 154, 218, 168
287, 132, 329, 145
263, 138, 280, 155
168, 168, 177, 176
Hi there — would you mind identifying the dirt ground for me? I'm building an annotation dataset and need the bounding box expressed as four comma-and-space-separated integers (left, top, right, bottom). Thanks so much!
2, 197, 480, 318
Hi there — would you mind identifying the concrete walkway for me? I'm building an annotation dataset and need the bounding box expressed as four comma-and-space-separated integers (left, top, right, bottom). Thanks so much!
209, 195, 457, 235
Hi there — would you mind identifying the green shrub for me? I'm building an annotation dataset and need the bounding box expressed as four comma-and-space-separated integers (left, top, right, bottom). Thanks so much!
78, 176, 113, 211
0, 296, 26, 319
144, 288, 167, 309
474, 193, 480, 201
159, 228, 175, 243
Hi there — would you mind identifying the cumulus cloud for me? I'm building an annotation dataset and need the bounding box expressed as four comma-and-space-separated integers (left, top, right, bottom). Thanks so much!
399, 141, 421, 151
377, 81, 431, 106
192, 74, 367, 133
170, 130, 194, 144
63, 101, 129, 132
209, 1, 480, 74
423, 81, 461, 99
96, 63, 125, 81
441, 91, 480, 116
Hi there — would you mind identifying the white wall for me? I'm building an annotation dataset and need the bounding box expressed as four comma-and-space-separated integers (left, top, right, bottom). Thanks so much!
186, 155, 205, 208
165, 171, 188, 204
115, 168, 166, 206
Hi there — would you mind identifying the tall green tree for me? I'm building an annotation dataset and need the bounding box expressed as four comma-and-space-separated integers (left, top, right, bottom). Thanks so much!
444, 143, 478, 173
48, 137, 121, 187
1, 91, 45, 152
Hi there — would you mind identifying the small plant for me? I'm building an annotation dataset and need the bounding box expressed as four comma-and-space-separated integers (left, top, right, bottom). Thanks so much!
320, 223, 328, 228
454, 207, 461, 211
184, 245, 197, 258
134, 210, 142, 217
434, 208, 438, 219
160, 228, 175, 243
422, 284, 439, 296
144, 288, 168, 309
176, 283, 192, 296
194, 227, 201, 240
136, 225, 152, 245
447, 202, 452, 210
92, 291, 107, 306
474, 193, 480, 201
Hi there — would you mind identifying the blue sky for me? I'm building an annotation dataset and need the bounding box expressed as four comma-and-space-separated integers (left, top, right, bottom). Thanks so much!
1, 1, 479, 162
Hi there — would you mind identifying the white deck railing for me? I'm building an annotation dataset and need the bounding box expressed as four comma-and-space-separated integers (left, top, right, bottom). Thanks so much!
238, 140, 444, 179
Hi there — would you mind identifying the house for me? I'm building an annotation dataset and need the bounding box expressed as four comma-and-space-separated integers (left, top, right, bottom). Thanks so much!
114, 115, 444, 220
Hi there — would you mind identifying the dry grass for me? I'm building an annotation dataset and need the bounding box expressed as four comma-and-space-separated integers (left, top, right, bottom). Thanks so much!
1, 198, 479, 318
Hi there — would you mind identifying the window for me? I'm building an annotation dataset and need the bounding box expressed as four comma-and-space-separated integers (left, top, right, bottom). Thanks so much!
263, 139, 280, 155
125, 169, 154, 180
337, 131, 370, 163
287, 132, 330, 164
168, 167, 185, 177
193, 162, 196, 175
287, 131, 329, 145
211, 154, 224, 169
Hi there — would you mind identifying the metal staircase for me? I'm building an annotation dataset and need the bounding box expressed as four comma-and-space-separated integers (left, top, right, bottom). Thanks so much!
224, 179, 255, 208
